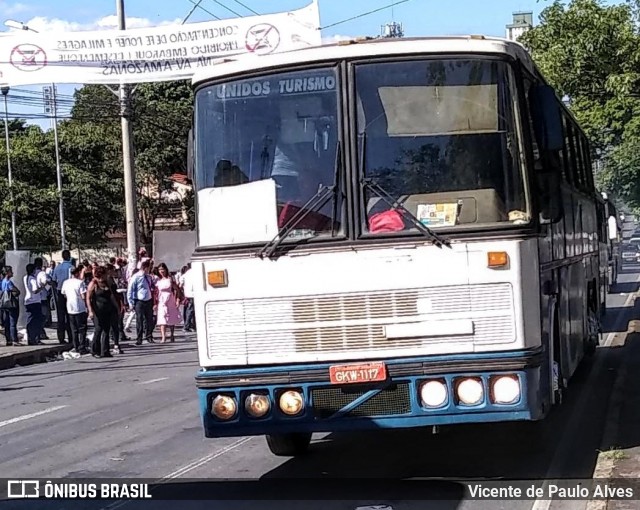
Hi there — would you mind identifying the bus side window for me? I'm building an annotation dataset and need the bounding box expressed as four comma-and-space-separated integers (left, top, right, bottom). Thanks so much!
523, 78, 543, 171
525, 78, 564, 177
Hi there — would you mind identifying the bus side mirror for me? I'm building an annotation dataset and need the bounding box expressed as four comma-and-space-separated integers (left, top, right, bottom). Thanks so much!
187, 128, 194, 183
608, 216, 618, 240
531, 85, 564, 152
538, 171, 562, 224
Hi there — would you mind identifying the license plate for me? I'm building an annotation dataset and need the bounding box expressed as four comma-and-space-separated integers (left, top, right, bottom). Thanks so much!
329, 362, 387, 385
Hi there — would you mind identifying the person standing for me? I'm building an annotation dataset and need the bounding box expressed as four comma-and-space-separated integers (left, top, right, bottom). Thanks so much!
0, 266, 20, 346
52, 250, 74, 344
182, 263, 196, 333
34, 258, 51, 338
23, 263, 46, 345
155, 263, 181, 343
86, 266, 118, 358
106, 263, 125, 354
127, 260, 155, 346
61, 265, 89, 354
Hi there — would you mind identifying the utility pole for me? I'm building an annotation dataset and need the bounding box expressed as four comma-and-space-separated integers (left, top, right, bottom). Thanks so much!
1, 86, 18, 250
44, 84, 67, 250
117, 0, 140, 265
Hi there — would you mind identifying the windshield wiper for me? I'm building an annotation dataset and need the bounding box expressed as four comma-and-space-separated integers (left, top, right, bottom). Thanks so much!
358, 131, 450, 248
361, 177, 451, 249
258, 141, 342, 259
362, 178, 451, 248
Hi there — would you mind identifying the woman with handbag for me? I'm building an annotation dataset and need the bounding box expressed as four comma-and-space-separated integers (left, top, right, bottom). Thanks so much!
1, 266, 20, 346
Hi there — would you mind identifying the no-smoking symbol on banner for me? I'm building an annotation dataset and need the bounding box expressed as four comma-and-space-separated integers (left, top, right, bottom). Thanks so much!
245, 24, 280, 55
10, 44, 47, 72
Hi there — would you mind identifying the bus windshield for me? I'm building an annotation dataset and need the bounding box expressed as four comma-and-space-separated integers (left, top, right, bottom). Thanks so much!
194, 66, 342, 244
355, 58, 530, 233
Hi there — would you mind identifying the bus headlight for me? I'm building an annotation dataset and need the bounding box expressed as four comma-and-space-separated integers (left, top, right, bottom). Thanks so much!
419, 380, 448, 408
245, 394, 271, 418
491, 375, 521, 404
279, 390, 304, 416
455, 378, 484, 406
211, 395, 237, 420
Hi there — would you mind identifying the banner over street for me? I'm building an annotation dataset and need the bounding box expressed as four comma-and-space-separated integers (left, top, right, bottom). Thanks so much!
0, 2, 320, 86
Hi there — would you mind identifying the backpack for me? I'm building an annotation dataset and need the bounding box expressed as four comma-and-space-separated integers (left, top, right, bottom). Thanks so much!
0, 285, 18, 310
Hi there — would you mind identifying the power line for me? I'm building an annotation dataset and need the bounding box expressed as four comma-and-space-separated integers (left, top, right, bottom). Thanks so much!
207, 0, 244, 17
230, 0, 259, 15
320, 0, 411, 30
182, 0, 204, 24
185, 0, 221, 20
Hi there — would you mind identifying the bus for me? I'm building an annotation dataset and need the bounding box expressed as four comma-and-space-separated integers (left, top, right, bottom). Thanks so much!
189, 35, 606, 456
600, 192, 621, 288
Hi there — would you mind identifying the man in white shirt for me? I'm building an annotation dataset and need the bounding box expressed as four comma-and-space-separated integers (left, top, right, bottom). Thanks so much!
23, 263, 46, 345
182, 263, 196, 333
61, 265, 88, 354
34, 258, 51, 340
52, 250, 75, 344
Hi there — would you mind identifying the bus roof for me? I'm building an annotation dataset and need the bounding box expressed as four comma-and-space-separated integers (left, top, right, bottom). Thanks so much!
191, 35, 536, 86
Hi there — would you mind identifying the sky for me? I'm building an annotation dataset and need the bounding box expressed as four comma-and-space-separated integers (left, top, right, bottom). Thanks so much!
0, 0, 547, 127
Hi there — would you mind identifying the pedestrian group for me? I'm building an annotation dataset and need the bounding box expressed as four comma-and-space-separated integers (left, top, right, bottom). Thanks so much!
0, 247, 196, 358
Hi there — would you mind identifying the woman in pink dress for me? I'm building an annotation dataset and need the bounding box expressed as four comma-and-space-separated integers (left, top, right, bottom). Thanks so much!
155, 263, 181, 343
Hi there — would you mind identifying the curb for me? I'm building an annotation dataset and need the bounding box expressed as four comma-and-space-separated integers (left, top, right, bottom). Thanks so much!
586, 303, 640, 510
0, 343, 73, 371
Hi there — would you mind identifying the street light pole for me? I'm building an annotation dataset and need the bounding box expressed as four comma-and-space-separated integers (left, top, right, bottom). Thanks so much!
117, 0, 140, 266
1, 87, 18, 250
51, 85, 67, 250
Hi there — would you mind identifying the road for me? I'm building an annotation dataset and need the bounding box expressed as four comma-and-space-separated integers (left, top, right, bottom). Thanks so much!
0, 266, 639, 510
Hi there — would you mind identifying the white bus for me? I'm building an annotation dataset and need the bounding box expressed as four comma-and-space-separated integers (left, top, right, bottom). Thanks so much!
189, 36, 605, 456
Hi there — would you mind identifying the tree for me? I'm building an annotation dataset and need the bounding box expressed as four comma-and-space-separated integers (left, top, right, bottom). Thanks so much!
0, 79, 194, 253
519, 0, 640, 211
69, 81, 194, 246
132, 80, 193, 244
0, 123, 60, 250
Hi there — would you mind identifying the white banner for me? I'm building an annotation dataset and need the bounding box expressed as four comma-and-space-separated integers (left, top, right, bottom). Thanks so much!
0, 2, 320, 86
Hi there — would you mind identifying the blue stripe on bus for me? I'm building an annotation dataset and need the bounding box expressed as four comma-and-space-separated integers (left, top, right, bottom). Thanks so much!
196, 357, 550, 436
196, 347, 543, 379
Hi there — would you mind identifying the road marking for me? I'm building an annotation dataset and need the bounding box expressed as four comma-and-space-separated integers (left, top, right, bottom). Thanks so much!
532, 278, 639, 510
99, 436, 254, 510
162, 436, 253, 479
139, 377, 168, 385
0, 405, 67, 428
355, 506, 394, 510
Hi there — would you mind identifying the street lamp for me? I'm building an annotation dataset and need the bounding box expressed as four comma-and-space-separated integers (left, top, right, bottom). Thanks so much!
1, 86, 18, 250
4, 19, 67, 251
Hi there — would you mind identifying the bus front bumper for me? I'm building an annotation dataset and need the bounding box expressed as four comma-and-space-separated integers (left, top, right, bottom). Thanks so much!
195, 348, 549, 437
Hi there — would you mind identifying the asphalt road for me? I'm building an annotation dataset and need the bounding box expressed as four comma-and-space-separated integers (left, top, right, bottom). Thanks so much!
0, 265, 639, 510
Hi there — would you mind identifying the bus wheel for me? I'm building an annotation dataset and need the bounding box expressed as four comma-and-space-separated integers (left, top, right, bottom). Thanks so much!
585, 307, 600, 357
552, 313, 564, 406
586, 286, 601, 357
266, 433, 312, 457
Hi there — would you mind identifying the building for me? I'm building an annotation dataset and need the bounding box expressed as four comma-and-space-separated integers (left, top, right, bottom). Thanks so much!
506, 11, 533, 42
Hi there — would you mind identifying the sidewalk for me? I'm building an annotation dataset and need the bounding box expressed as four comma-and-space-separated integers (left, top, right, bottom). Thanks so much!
603, 326, 640, 510
0, 324, 73, 370
588, 297, 640, 510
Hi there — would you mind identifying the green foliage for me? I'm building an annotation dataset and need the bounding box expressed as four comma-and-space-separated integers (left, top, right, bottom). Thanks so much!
0, 80, 194, 252
132, 81, 193, 243
520, 0, 640, 209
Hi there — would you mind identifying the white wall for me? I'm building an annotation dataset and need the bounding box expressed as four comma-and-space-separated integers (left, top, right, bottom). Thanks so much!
152, 230, 197, 273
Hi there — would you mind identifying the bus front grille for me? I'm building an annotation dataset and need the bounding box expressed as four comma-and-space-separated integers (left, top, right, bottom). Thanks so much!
311, 383, 412, 419
205, 283, 516, 362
